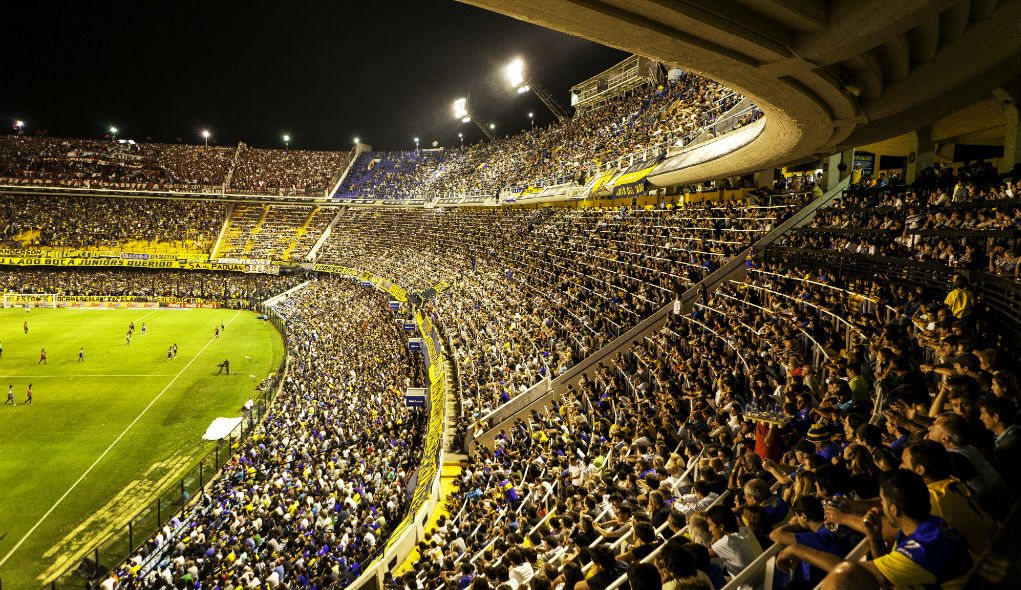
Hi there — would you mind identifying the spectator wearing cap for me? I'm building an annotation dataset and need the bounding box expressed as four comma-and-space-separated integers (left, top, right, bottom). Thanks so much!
806, 424, 839, 461
783, 470, 972, 589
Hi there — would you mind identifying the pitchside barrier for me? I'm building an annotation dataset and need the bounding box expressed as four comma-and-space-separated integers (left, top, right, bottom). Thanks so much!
42, 325, 291, 589
43, 298, 294, 589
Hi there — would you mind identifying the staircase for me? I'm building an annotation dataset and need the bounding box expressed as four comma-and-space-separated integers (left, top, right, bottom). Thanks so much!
282, 207, 319, 260
222, 143, 244, 193
243, 206, 271, 256
209, 203, 236, 260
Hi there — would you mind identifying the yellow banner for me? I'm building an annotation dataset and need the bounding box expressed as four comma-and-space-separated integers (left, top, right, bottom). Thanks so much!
384, 310, 445, 551
307, 264, 408, 302
589, 170, 616, 194
0, 256, 250, 272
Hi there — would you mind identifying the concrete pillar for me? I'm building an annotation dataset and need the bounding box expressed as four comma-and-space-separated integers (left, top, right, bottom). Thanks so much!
992, 89, 1020, 173
821, 149, 853, 191
753, 168, 776, 190
907, 125, 935, 183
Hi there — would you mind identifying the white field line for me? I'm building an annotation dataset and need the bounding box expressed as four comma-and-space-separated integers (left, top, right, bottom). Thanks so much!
132, 310, 159, 324
0, 310, 242, 569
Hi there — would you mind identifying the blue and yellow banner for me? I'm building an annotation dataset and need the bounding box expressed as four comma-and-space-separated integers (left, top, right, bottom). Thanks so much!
611, 156, 662, 197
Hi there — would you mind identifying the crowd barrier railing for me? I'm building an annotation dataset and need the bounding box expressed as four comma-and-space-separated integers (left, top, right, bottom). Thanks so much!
43, 328, 290, 589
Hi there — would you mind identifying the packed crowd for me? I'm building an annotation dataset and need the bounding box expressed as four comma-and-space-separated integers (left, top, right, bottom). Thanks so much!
0, 194, 226, 254
337, 74, 753, 201
0, 136, 350, 196
229, 143, 351, 197
214, 205, 337, 261
104, 277, 429, 590
780, 173, 1020, 279
389, 250, 1017, 590
0, 268, 304, 302
317, 201, 800, 420
0, 136, 234, 191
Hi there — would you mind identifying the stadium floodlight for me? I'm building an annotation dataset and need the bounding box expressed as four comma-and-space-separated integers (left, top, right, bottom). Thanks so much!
489, 123, 495, 130
453, 94, 494, 140
109, 126, 118, 135
453, 98, 471, 123
529, 112, 534, 128
353, 137, 360, 144
506, 58, 525, 89
504, 57, 570, 123
202, 129, 211, 146
282, 134, 291, 150
15, 120, 24, 128
458, 133, 463, 146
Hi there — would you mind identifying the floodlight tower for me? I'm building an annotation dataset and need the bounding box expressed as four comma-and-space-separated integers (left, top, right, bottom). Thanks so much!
505, 58, 571, 123
453, 96, 494, 141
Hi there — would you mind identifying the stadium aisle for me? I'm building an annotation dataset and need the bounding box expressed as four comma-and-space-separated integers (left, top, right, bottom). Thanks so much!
393, 460, 464, 574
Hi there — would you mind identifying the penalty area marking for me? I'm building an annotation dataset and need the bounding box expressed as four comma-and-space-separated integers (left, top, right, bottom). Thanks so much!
0, 310, 241, 570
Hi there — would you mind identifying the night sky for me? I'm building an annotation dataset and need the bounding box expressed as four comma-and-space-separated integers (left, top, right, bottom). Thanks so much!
1, 1, 628, 151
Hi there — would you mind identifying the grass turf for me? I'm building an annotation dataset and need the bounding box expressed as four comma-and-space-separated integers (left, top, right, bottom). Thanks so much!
0, 307, 284, 588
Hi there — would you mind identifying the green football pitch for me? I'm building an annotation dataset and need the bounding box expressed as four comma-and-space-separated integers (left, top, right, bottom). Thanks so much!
0, 307, 285, 588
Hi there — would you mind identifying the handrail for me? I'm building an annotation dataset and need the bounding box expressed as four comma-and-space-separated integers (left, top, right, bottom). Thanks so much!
810, 538, 870, 590
721, 542, 784, 590
603, 490, 734, 590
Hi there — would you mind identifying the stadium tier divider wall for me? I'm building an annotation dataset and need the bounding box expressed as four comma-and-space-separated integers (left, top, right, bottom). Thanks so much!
469, 178, 851, 456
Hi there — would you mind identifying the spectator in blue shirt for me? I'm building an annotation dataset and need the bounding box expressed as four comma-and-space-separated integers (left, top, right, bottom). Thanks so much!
770, 495, 843, 586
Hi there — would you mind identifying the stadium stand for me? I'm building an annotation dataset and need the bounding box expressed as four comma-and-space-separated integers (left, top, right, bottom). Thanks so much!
335, 73, 758, 201
0, 194, 226, 256
105, 278, 428, 589
0, 269, 303, 302
213, 205, 337, 261
1, 38, 1017, 590
0, 137, 349, 197
229, 143, 352, 197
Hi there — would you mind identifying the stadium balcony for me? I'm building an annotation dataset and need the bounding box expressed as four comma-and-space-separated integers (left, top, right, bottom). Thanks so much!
331, 73, 764, 206
465, 0, 1020, 186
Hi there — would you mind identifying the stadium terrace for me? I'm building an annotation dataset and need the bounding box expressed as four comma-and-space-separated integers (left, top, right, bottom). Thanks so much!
1, 9, 1021, 590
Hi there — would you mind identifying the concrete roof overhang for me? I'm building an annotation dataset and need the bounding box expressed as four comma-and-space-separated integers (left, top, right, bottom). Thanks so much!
459, 0, 1021, 179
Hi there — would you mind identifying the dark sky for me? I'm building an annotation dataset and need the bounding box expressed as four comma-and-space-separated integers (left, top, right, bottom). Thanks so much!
0, 1, 628, 151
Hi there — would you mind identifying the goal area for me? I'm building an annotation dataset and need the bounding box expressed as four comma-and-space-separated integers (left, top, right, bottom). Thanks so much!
2, 293, 58, 308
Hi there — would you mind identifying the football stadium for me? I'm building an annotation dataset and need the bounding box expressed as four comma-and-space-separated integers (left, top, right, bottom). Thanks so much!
1, 1, 1020, 590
